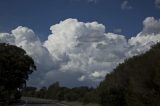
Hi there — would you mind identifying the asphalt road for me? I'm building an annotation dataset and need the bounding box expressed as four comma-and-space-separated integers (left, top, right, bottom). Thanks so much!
14, 104, 67, 106
12, 104, 67, 106
11, 97, 68, 106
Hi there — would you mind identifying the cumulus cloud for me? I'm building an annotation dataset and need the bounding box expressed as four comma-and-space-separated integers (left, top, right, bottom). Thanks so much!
141, 17, 160, 35
155, 0, 160, 8
121, 0, 132, 10
44, 19, 128, 84
0, 17, 160, 87
44, 17, 160, 86
127, 17, 160, 57
0, 33, 15, 44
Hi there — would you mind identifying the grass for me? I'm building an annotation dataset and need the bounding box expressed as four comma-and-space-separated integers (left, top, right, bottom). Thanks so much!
62, 101, 100, 106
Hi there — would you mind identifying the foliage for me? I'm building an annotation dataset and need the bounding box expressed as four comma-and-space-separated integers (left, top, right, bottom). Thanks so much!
98, 43, 160, 106
22, 82, 98, 104
0, 43, 36, 103
22, 86, 37, 97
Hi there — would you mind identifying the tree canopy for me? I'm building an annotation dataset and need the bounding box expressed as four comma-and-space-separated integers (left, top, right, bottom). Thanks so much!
22, 82, 98, 104
0, 43, 36, 103
98, 43, 160, 106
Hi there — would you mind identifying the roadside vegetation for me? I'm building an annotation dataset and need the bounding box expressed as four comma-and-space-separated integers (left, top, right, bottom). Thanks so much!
22, 83, 99, 105
0, 43, 36, 105
98, 43, 160, 106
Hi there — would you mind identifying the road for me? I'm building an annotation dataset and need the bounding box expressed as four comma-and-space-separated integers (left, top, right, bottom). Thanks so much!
12, 104, 67, 106
13, 104, 67, 106
11, 97, 68, 106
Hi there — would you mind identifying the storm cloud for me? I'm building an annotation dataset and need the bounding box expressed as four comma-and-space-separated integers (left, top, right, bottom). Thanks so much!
0, 17, 160, 87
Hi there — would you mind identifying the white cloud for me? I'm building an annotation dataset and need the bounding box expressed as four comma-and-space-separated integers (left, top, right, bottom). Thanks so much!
90, 71, 107, 81
121, 0, 132, 10
78, 75, 86, 81
44, 19, 128, 84
155, 0, 160, 8
113, 28, 122, 33
0, 17, 160, 87
87, 0, 98, 3
0, 33, 15, 44
141, 17, 160, 35
127, 17, 160, 57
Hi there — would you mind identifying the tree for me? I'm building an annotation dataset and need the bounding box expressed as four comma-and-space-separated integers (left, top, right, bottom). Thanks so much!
98, 43, 160, 106
22, 86, 37, 97
0, 43, 36, 104
36, 87, 47, 98
46, 82, 60, 99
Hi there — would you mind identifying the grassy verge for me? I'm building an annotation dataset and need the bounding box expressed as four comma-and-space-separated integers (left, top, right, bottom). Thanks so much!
62, 101, 100, 106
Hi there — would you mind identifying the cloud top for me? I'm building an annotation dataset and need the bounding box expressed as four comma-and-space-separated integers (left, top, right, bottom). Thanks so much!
0, 17, 160, 87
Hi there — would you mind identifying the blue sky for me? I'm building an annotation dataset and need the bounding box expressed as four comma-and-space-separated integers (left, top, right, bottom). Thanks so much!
1, 0, 160, 87
0, 0, 159, 40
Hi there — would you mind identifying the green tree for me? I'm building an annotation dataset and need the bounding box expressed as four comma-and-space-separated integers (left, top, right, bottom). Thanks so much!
22, 86, 37, 97
98, 43, 160, 106
46, 82, 60, 99
82, 88, 99, 104
0, 43, 36, 104
36, 87, 47, 98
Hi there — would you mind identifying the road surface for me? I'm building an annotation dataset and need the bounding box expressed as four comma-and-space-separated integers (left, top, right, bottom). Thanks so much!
13, 104, 67, 106
11, 97, 68, 106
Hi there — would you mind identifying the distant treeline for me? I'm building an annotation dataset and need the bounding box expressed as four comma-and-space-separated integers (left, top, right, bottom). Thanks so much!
23, 43, 160, 106
22, 82, 99, 104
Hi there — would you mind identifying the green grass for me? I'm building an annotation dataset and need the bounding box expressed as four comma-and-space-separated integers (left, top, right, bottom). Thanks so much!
62, 101, 100, 106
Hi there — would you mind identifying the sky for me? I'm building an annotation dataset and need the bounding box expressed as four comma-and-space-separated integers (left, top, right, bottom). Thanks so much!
0, 0, 160, 87
0, 0, 160, 40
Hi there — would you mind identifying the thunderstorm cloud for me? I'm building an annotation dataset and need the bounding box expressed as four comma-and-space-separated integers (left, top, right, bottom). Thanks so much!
0, 17, 160, 87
